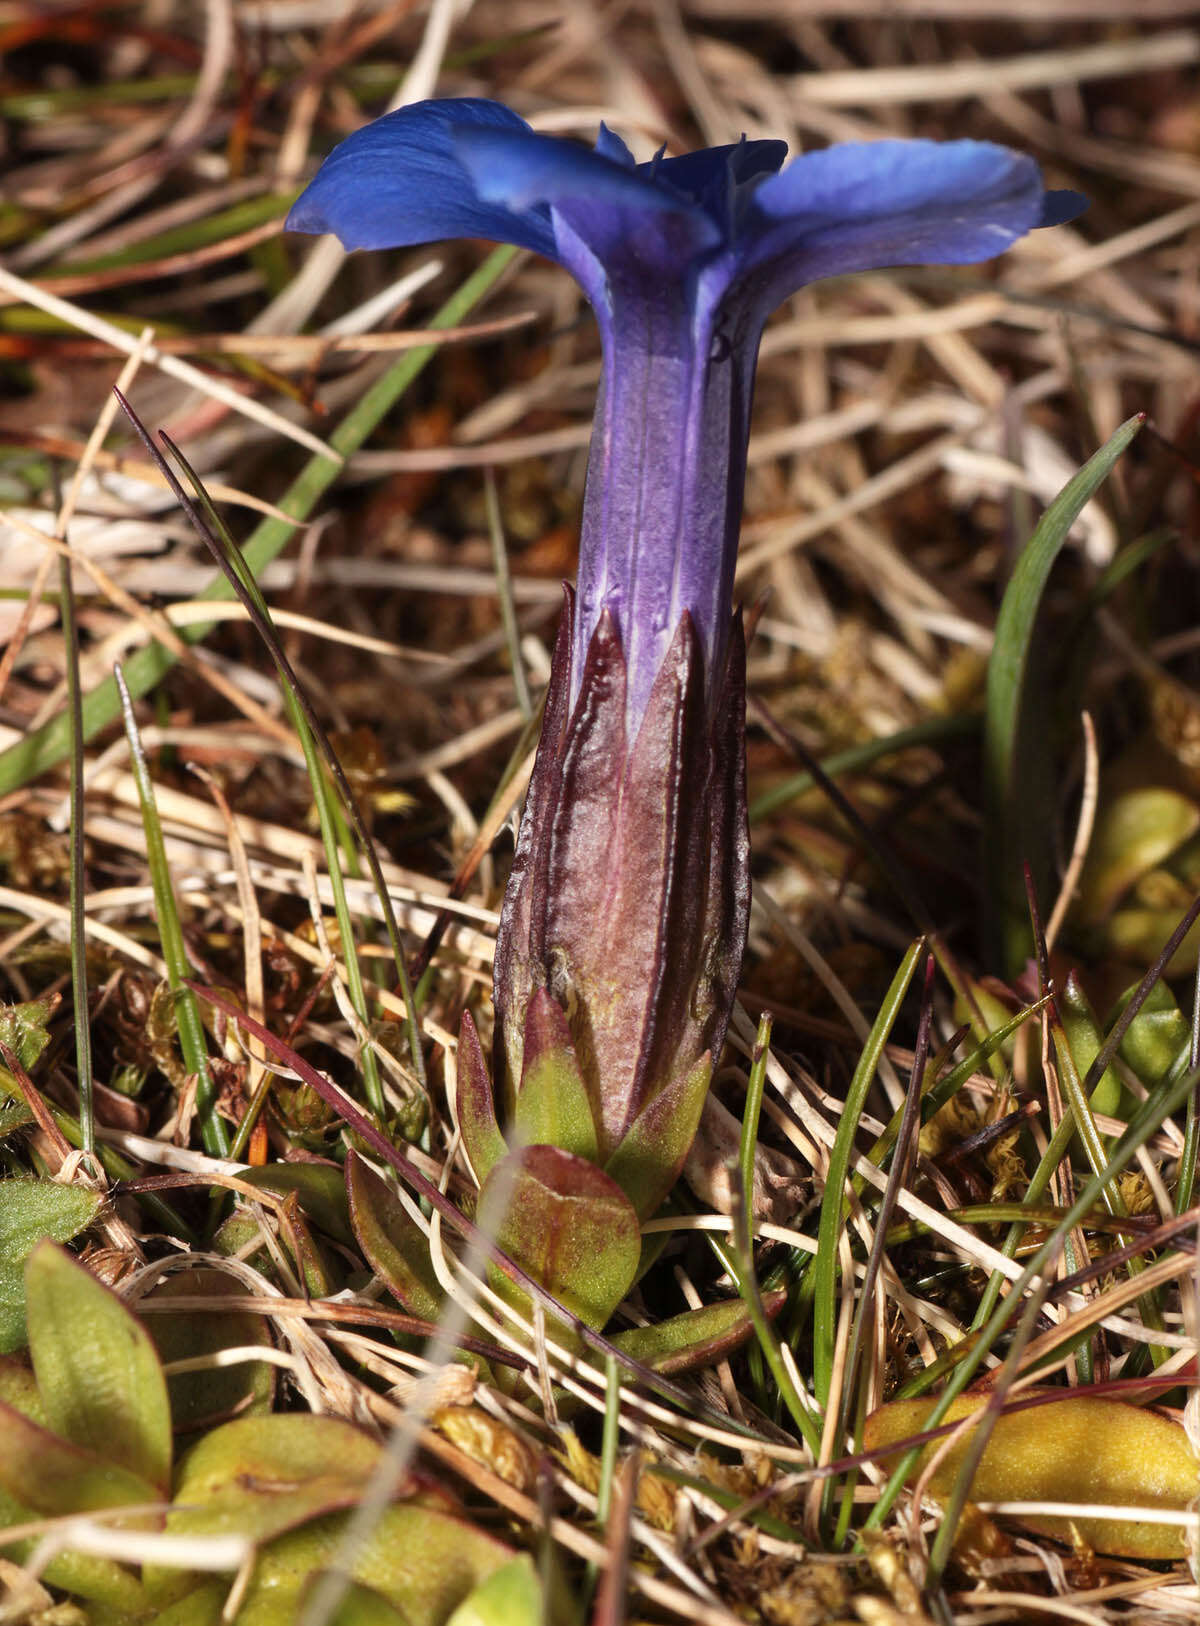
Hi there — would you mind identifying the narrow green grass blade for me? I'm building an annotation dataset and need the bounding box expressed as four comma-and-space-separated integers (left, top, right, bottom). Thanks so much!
139, 429, 390, 1114
0, 245, 519, 797
749, 711, 976, 823
484, 470, 533, 721
59, 557, 94, 1160
1176, 965, 1200, 1214
114, 665, 229, 1156
724, 1018, 824, 1456
582, 1356, 622, 1607
832, 953, 934, 1545
813, 939, 923, 1406
288, 687, 386, 1116
738, 1012, 771, 1222
984, 413, 1144, 969
858, 996, 1048, 1193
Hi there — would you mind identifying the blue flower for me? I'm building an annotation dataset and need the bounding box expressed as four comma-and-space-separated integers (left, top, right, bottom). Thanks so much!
288, 103, 1083, 1231
288, 97, 1083, 726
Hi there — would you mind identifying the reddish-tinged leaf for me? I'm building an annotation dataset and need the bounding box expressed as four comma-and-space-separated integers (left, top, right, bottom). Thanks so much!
0, 1352, 42, 1419
346, 1150, 444, 1321
236, 1161, 355, 1246
185, 981, 731, 1429
0, 1396, 160, 1516
0, 994, 57, 1074
610, 1287, 786, 1375
456, 1010, 508, 1186
605, 1052, 712, 1220
479, 1146, 640, 1329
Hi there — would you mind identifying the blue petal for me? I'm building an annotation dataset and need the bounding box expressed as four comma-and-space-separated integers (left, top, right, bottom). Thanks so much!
1039, 189, 1088, 228
455, 124, 703, 220
651, 137, 787, 219
455, 124, 724, 290
595, 122, 637, 168
753, 139, 1039, 229
286, 98, 556, 258
739, 140, 1067, 304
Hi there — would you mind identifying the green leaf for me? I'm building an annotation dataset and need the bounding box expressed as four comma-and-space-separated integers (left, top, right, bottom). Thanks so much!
273, 1190, 337, 1297
163, 1414, 403, 1549
813, 940, 922, 1405
346, 1151, 444, 1322
605, 1052, 711, 1221
609, 1289, 784, 1375
1112, 979, 1190, 1089
1076, 787, 1200, 924
456, 1010, 508, 1187
511, 988, 598, 1163
0, 1363, 151, 1611
143, 1268, 275, 1429
236, 1578, 411, 1626
984, 413, 1144, 968
243, 1504, 514, 1626
0, 994, 57, 1074
236, 1161, 355, 1245
1058, 972, 1124, 1120
864, 1389, 1200, 1559
26, 1240, 172, 1492
0, 1098, 34, 1136
0, 1351, 43, 1418
150, 1581, 229, 1626
480, 1147, 641, 1330
0, 1180, 103, 1353
0, 1396, 160, 1516
27, 1540, 149, 1617
445, 1556, 540, 1626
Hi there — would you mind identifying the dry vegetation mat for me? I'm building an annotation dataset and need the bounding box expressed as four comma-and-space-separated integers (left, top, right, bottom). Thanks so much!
2, 3, 1200, 1623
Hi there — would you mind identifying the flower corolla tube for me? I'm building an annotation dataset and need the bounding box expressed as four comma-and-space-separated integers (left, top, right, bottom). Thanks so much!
289, 102, 1084, 1254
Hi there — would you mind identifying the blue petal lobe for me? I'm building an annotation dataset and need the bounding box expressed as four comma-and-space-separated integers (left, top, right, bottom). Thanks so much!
647, 138, 788, 240
286, 98, 556, 258
651, 138, 787, 210
1039, 189, 1088, 228
740, 139, 1063, 305
455, 125, 725, 294
455, 124, 704, 219
595, 122, 637, 168
753, 139, 1040, 229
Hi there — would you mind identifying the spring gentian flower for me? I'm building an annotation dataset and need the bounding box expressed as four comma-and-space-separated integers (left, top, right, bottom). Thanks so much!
288, 103, 1083, 1283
